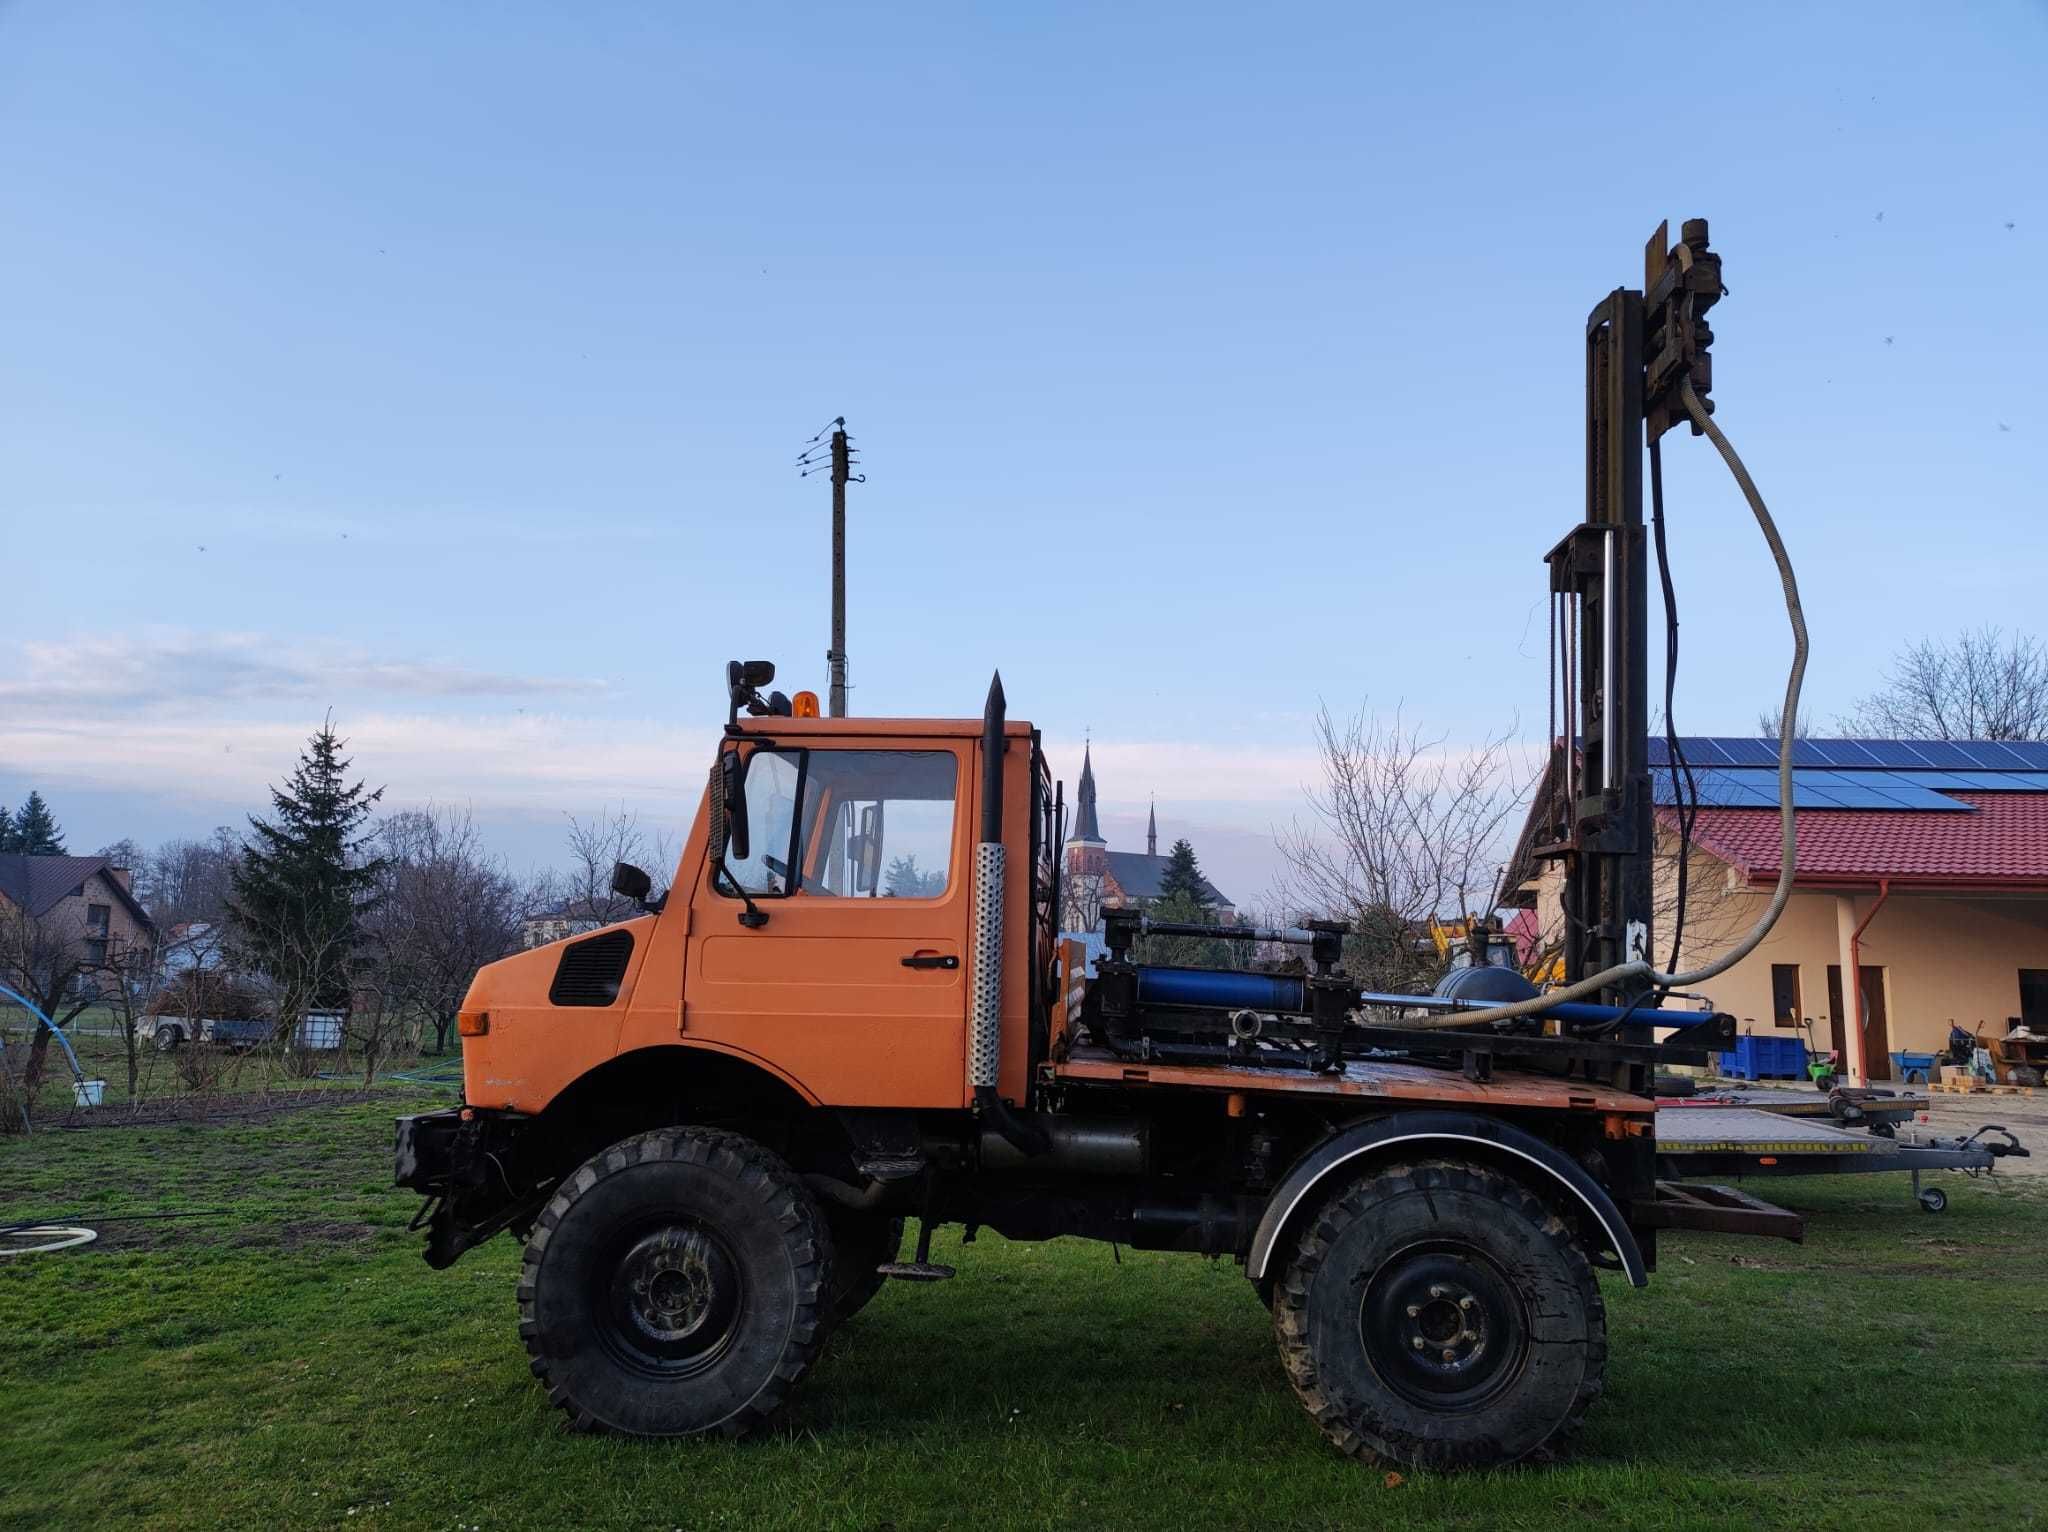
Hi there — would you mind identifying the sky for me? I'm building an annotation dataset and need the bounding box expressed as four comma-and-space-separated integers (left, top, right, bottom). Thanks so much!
3, 2, 2045, 909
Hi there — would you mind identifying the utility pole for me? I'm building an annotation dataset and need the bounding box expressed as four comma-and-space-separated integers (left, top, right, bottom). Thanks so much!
796, 417, 861, 716
829, 422, 849, 717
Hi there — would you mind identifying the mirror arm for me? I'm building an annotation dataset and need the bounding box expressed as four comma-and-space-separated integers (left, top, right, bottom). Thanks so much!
712, 855, 770, 928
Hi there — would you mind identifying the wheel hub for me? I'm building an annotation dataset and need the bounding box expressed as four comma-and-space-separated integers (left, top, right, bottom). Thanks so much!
603, 1222, 744, 1375
1360, 1244, 1529, 1412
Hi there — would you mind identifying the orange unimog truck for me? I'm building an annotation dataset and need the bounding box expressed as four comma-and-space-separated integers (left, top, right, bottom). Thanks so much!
398, 222, 1799, 1469
396, 662, 1749, 1470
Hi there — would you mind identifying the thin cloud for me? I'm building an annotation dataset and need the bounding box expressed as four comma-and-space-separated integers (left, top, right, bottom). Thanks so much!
0, 631, 603, 714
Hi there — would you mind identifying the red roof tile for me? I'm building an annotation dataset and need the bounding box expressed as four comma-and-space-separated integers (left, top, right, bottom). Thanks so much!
1664, 792, 2048, 887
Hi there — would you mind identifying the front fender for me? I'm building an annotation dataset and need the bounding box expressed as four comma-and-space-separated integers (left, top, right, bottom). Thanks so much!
1245, 1109, 1647, 1288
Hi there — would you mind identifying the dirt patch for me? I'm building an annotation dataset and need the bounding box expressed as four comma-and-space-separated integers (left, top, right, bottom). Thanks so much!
270, 1219, 381, 1252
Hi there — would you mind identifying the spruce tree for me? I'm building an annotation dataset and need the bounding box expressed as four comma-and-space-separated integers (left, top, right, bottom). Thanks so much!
229, 718, 387, 1012
1157, 837, 1210, 908
10, 792, 67, 855
0, 805, 12, 853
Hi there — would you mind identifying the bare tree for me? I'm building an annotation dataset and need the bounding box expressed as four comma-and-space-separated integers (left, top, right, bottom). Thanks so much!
1, 901, 103, 1100
1275, 706, 1529, 993
92, 934, 170, 1104
146, 829, 242, 932
545, 808, 676, 930
369, 807, 527, 1057
1842, 626, 2048, 741
1753, 707, 1813, 739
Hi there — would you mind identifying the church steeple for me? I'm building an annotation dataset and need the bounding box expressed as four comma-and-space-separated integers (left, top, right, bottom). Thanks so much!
1147, 797, 1157, 857
1070, 741, 1103, 845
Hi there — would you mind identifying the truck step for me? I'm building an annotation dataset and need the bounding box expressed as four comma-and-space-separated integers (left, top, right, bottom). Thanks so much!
877, 1261, 956, 1282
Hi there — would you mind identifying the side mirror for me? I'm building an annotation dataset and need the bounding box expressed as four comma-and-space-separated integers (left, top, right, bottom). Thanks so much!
852, 802, 884, 894
720, 750, 751, 861
611, 861, 653, 905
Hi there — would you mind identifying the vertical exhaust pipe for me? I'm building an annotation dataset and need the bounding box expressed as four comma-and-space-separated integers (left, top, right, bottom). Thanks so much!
971, 672, 1047, 1156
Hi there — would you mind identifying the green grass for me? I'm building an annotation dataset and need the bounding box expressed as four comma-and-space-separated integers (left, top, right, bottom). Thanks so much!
3, 1098, 2045, 1532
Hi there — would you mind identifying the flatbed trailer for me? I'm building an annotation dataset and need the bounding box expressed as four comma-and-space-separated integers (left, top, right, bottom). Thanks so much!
1659, 1086, 1928, 1130
1654, 1107, 2027, 1212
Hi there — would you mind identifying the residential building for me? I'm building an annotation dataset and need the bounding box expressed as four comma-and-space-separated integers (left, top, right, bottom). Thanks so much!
0, 852, 157, 989
520, 898, 616, 950
1498, 737, 2048, 1083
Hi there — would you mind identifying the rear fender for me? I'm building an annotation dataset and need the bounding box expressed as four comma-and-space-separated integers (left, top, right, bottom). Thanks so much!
1245, 1109, 1647, 1288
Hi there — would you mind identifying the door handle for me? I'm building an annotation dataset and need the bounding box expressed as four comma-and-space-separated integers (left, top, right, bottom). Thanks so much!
901, 952, 959, 970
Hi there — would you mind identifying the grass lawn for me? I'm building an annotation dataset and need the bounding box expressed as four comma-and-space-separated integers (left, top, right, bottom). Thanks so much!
3, 1092, 2045, 1532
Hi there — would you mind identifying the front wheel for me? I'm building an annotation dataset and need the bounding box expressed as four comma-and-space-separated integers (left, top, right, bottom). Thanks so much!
153, 1025, 183, 1053
824, 1210, 903, 1326
1273, 1159, 1606, 1470
518, 1127, 832, 1437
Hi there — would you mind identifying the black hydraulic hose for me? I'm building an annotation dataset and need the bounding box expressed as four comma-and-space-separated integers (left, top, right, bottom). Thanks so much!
1650, 436, 1700, 975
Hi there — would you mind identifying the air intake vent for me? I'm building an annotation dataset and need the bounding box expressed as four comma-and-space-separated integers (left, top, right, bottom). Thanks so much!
549, 928, 634, 1007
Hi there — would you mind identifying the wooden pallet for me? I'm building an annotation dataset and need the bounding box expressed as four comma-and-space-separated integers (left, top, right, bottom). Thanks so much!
1931, 1082, 2028, 1096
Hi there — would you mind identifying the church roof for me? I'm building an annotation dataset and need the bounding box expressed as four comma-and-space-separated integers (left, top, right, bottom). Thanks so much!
1070, 742, 1103, 843
1103, 851, 1229, 907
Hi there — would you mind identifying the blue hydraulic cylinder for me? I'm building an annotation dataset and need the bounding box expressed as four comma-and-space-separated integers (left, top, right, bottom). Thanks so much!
1135, 967, 1307, 1013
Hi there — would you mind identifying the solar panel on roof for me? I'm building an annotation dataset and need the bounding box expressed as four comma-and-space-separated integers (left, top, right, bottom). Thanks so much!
1715, 738, 1778, 767
1961, 741, 2028, 768
1882, 786, 1974, 811
2001, 742, 2048, 769
1788, 739, 1834, 768
1899, 739, 1977, 768
1813, 740, 1882, 768
1847, 739, 1929, 767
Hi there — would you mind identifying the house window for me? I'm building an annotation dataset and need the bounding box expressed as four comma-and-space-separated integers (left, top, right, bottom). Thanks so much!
86, 938, 109, 966
87, 903, 112, 936
1770, 964, 1802, 1028
2020, 970, 2048, 1032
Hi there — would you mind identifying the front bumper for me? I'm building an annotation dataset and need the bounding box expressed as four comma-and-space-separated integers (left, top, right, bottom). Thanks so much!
394, 1108, 539, 1268
395, 1109, 463, 1192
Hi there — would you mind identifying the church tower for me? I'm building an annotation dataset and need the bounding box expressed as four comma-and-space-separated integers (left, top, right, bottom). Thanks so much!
1062, 741, 1108, 930
1147, 797, 1157, 857
1066, 742, 1107, 875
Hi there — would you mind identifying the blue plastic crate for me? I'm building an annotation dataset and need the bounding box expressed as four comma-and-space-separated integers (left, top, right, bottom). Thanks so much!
1718, 1035, 1808, 1080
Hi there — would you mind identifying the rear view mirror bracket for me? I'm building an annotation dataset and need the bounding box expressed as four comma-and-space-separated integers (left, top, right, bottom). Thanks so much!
710, 748, 768, 927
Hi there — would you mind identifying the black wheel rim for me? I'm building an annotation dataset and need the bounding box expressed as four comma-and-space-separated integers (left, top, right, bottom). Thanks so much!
1359, 1241, 1531, 1413
595, 1219, 746, 1379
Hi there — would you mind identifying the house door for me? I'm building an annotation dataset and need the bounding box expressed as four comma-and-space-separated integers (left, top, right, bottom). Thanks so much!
1826, 965, 1891, 1081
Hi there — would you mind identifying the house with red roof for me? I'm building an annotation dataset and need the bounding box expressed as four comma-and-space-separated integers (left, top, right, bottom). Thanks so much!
1498, 738, 2048, 1084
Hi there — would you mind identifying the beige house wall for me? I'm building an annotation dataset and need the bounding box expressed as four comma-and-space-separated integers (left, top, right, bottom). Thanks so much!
1525, 835, 2048, 1077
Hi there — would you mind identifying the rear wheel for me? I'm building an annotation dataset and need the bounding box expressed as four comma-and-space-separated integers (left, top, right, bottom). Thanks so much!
1273, 1159, 1605, 1470
154, 1025, 183, 1053
518, 1127, 831, 1437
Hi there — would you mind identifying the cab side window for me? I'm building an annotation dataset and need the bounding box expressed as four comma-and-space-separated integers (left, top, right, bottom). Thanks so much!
802, 751, 957, 899
713, 747, 957, 902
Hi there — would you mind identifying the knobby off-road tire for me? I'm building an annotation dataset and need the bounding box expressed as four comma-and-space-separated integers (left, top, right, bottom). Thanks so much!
1273, 1158, 1606, 1470
518, 1127, 832, 1438
824, 1211, 903, 1326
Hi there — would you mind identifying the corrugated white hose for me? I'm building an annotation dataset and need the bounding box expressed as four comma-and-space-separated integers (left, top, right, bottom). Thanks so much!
1400, 376, 1807, 1028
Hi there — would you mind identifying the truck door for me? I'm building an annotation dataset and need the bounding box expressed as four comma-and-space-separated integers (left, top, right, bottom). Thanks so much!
683, 740, 971, 1107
